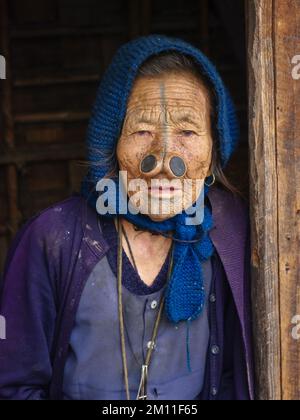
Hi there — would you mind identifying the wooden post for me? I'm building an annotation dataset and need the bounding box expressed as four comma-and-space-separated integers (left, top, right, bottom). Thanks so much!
199, 0, 209, 55
128, 0, 152, 39
247, 0, 300, 400
274, 0, 300, 400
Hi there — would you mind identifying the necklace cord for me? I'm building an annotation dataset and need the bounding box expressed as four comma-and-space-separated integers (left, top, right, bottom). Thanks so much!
122, 224, 139, 274
117, 217, 174, 400
134, 226, 202, 244
117, 217, 131, 401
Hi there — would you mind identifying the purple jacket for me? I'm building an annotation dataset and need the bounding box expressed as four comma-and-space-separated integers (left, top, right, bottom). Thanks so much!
0, 186, 255, 400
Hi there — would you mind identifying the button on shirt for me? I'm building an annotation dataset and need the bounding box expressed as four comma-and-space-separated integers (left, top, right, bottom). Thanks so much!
150, 300, 158, 310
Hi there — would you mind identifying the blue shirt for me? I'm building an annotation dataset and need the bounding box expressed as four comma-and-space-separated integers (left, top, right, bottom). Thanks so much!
62, 217, 212, 400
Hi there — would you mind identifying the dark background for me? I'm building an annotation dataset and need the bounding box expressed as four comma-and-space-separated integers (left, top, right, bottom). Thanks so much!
0, 0, 248, 274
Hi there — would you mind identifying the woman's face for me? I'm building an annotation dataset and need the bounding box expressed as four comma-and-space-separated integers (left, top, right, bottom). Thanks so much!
116, 71, 213, 221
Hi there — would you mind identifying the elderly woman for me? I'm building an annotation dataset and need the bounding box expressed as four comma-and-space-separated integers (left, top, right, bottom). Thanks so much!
0, 35, 254, 400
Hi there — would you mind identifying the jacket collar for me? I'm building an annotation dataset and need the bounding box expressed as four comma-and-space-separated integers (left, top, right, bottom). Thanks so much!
208, 186, 254, 399
207, 186, 249, 325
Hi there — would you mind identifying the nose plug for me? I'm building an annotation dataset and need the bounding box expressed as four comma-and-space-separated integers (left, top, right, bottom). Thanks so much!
140, 155, 157, 173
169, 156, 186, 177
140, 154, 186, 177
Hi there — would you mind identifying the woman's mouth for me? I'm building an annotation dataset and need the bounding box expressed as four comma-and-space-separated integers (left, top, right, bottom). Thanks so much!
148, 185, 181, 198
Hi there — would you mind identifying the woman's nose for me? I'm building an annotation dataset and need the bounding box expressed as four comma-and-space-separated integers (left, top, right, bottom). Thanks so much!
140, 153, 187, 178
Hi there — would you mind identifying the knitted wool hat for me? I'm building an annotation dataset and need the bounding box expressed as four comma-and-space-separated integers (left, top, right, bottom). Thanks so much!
81, 34, 239, 331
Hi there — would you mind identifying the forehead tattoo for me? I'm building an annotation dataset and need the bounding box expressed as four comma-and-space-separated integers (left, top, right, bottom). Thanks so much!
160, 81, 168, 162
124, 77, 209, 135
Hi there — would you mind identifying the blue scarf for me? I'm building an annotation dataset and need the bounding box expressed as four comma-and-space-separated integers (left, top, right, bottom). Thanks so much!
82, 179, 215, 324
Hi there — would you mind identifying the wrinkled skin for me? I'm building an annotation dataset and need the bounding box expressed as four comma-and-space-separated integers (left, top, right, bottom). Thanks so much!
117, 71, 213, 221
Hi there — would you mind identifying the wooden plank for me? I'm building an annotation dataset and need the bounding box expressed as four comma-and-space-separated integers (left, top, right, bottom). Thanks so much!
10, 25, 125, 39
15, 121, 87, 146
14, 73, 100, 88
0, 0, 22, 238
140, 0, 152, 36
0, 236, 8, 276
0, 143, 85, 165
199, 0, 209, 55
274, 0, 300, 401
14, 111, 90, 124
67, 160, 88, 195
128, 0, 140, 39
247, 0, 281, 400
5, 165, 21, 236
0, 0, 14, 148
0, 225, 8, 236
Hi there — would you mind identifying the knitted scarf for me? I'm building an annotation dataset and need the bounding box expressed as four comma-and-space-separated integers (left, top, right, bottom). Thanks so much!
82, 179, 214, 324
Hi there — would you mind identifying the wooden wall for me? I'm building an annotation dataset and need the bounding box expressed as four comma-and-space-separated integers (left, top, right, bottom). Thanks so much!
0, 0, 247, 273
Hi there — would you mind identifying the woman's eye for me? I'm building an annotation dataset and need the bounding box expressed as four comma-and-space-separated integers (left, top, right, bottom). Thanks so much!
135, 130, 152, 136
180, 130, 196, 137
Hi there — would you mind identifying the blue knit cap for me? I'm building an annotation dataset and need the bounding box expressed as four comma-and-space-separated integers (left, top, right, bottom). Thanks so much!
81, 34, 239, 338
